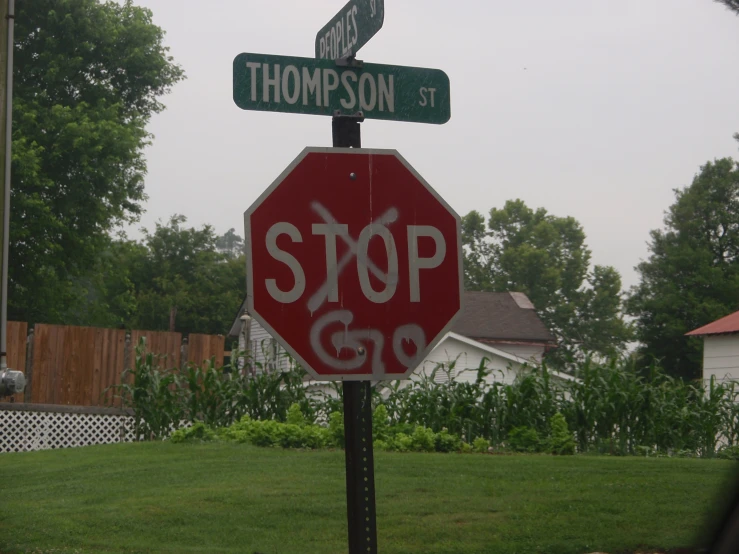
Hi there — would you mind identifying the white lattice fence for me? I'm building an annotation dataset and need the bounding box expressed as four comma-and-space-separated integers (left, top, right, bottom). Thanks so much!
0, 407, 136, 453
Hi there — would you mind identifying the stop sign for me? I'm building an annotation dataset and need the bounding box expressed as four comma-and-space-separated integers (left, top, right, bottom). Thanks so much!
244, 147, 462, 380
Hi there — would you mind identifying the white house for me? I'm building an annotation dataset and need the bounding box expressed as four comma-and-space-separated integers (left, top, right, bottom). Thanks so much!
686, 310, 739, 387
228, 291, 571, 385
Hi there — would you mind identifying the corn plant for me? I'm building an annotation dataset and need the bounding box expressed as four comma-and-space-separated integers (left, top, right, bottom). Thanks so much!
109, 338, 185, 440
112, 338, 739, 456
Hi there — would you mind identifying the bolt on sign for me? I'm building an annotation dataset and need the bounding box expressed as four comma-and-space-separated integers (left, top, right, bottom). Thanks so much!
315, 0, 385, 60
244, 148, 463, 381
233, 53, 451, 125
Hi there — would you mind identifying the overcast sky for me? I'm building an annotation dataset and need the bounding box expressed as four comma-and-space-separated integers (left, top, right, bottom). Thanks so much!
127, 0, 739, 290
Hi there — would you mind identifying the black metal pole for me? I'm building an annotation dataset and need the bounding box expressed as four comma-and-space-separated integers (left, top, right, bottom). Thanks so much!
332, 110, 377, 554
342, 380, 377, 554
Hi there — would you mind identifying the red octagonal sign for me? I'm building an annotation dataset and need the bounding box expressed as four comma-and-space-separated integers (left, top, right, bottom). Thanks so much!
244, 148, 463, 380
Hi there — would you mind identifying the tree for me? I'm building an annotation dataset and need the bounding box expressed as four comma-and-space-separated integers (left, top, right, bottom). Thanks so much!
127, 216, 245, 335
627, 157, 739, 379
463, 199, 632, 365
10, 0, 184, 323
66, 217, 245, 334
714, 1, 739, 15
63, 235, 144, 329
215, 228, 244, 259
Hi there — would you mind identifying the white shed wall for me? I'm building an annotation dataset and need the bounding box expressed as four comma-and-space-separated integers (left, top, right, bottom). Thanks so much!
235, 318, 290, 373
413, 336, 523, 386
703, 335, 739, 386
235, 324, 547, 387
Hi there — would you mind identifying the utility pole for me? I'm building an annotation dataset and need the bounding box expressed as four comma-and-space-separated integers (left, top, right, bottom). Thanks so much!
0, 0, 24, 399
0, 1, 9, 322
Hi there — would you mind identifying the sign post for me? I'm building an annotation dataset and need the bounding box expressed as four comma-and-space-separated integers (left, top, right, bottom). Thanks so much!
331, 111, 375, 554
343, 379, 377, 552
243, 148, 463, 552
237, 3, 457, 552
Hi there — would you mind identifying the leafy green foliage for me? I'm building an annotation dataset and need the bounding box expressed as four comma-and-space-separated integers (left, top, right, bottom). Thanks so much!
11, 0, 184, 324
435, 428, 462, 452
215, 228, 245, 258
384, 357, 739, 457
117, 341, 739, 458
717, 445, 739, 460
328, 411, 345, 448
462, 200, 632, 365
110, 340, 325, 436
170, 422, 217, 444
286, 403, 307, 426
548, 413, 576, 455
109, 338, 184, 440
507, 426, 542, 453
217, 416, 332, 449
128, 216, 245, 334
411, 426, 436, 452
372, 404, 389, 440
472, 437, 490, 453
82, 216, 245, 334
175, 415, 477, 454
627, 157, 739, 379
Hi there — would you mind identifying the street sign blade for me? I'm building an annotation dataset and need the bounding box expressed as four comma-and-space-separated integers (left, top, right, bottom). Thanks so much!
315, 0, 385, 60
233, 53, 450, 125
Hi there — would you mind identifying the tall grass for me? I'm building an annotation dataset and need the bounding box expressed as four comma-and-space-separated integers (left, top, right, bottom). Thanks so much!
113, 341, 739, 456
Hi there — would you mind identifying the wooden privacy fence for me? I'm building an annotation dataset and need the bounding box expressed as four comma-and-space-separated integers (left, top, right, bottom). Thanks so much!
7, 321, 27, 404
6, 322, 226, 407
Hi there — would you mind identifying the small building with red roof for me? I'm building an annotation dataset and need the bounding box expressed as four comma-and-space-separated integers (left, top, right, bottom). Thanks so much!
686, 310, 739, 386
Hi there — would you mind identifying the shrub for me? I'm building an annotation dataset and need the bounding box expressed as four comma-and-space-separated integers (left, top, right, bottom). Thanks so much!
248, 420, 282, 447
214, 416, 329, 450
717, 445, 739, 461
412, 426, 436, 452
392, 433, 414, 452
374, 439, 389, 451
435, 428, 461, 452
170, 422, 217, 444
300, 425, 330, 449
548, 413, 576, 455
373, 404, 389, 440
328, 412, 345, 448
508, 426, 541, 453
473, 437, 490, 453
286, 403, 306, 426
277, 423, 305, 448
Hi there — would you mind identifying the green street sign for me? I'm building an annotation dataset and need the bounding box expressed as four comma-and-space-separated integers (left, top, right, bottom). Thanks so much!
315, 0, 385, 59
233, 52, 450, 125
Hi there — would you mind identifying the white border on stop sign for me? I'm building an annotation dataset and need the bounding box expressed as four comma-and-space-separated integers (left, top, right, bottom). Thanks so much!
243, 147, 464, 382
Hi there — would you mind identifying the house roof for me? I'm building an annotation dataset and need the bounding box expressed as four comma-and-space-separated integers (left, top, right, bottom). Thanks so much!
228, 298, 248, 337
451, 291, 555, 344
686, 310, 739, 337
229, 291, 554, 343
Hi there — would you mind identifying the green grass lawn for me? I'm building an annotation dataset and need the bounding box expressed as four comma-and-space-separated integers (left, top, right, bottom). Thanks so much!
0, 443, 735, 554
